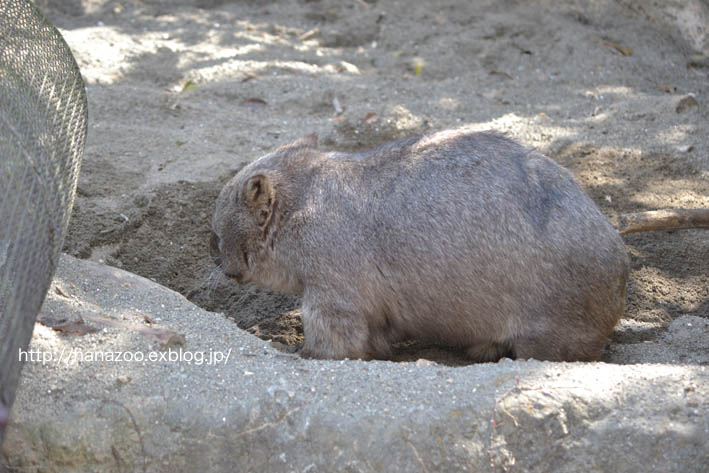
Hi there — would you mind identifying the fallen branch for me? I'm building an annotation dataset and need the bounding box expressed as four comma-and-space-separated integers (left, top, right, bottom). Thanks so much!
84, 315, 186, 350
616, 208, 709, 235
40, 312, 186, 350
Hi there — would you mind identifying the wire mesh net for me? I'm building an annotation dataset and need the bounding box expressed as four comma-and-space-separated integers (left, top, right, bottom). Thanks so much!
0, 0, 87, 444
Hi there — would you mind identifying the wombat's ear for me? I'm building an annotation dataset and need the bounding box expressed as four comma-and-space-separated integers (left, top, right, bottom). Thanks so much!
276, 132, 318, 152
243, 174, 276, 229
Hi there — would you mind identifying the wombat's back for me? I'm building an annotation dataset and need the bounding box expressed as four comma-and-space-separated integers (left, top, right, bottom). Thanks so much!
300, 130, 628, 361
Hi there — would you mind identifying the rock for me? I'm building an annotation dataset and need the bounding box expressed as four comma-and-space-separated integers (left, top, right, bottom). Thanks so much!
339, 61, 360, 74
116, 375, 131, 385
2, 255, 708, 472
689, 54, 709, 68
675, 94, 699, 113
415, 358, 436, 366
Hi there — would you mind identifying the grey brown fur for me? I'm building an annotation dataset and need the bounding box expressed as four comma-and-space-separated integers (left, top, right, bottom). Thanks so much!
211, 129, 629, 362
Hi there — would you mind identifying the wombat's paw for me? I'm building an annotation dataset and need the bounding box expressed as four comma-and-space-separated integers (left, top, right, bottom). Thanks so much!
298, 346, 324, 360
299, 343, 370, 361
466, 341, 514, 362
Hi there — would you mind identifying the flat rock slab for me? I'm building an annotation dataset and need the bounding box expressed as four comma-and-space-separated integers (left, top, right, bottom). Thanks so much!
2, 255, 708, 472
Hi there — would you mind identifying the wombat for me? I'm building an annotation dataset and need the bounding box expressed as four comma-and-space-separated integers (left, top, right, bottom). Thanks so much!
211, 129, 629, 362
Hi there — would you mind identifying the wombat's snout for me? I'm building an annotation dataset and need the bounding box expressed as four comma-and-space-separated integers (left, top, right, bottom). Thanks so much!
210, 232, 244, 282
209, 232, 222, 267
223, 266, 244, 283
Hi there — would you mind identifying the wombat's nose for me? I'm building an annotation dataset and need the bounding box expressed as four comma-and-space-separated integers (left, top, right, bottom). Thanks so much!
224, 270, 243, 284
209, 232, 222, 267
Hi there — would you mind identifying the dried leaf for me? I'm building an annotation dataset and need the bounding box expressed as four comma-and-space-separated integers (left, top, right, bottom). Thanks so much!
362, 112, 378, 124
242, 98, 268, 108
180, 80, 197, 93
330, 116, 346, 122
617, 46, 632, 56
299, 28, 319, 41
489, 70, 512, 79
412, 57, 425, 76
594, 38, 632, 56
53, 285, 69, 298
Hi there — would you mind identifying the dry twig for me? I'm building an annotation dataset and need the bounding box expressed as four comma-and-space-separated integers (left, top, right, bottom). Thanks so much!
616, 209, 709, 235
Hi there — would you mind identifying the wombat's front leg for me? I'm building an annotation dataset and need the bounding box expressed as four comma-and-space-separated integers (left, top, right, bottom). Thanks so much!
299, 296, 376, 360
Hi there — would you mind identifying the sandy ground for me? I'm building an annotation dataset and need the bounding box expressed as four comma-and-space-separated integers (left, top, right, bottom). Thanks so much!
36, 0, 708, 365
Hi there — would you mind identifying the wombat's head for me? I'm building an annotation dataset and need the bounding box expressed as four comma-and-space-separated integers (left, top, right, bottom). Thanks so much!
210, 134, 317, 291
211, 171, 275, 285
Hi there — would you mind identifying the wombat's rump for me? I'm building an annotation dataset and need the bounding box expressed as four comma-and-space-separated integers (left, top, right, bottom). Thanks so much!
211, 129, 629, 362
